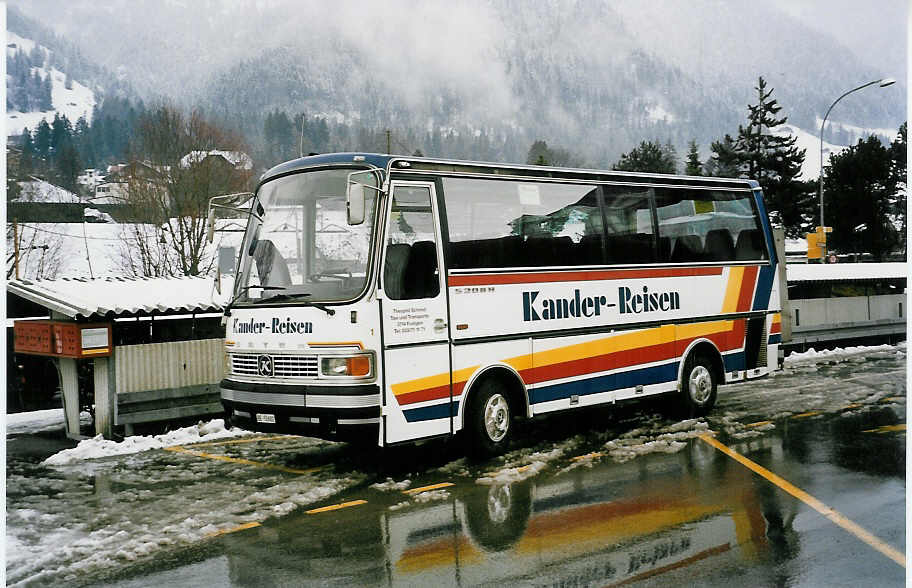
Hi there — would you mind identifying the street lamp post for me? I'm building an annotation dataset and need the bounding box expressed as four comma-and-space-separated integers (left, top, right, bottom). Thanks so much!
817, 78, 895, 259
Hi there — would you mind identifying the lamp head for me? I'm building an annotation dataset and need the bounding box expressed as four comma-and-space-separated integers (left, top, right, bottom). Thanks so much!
879, 78, 896, 87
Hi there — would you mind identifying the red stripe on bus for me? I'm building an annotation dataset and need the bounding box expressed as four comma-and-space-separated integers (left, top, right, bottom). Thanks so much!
521, 341, 678, 385
396, 381, 466, 406
736, 266, 759, 312
447, 267, 723, 287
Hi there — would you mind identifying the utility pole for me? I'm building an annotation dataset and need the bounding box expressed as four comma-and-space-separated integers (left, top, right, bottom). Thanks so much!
386, 129, 391, 154
13, 219, 20, 280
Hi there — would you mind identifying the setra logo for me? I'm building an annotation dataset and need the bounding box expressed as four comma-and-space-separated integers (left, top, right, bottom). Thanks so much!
257, 354, 274, 377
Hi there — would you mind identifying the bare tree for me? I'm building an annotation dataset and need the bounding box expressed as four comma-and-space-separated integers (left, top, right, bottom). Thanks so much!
6, 223, 63, 280
118, 105, 253, 277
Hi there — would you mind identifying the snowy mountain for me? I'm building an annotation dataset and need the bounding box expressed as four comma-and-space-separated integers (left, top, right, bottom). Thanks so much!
8, 0, 905, 167
6, 32, 97, 137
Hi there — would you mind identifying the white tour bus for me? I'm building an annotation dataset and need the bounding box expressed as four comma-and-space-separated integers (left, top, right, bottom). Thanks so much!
217, 153, 781, 455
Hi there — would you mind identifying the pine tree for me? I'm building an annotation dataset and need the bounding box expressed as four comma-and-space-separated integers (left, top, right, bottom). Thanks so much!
705, 134, 740, 177
737, 77, 808, 233
613, 140, 676, 174
685, 140, 702, 175
823, 135, 898, 260
526, 140, 551, 165
20, 128, 34, 176
35, 119, 51, 160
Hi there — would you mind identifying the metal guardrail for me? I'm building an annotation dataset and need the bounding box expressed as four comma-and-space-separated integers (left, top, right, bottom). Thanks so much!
785, 294, 905, 348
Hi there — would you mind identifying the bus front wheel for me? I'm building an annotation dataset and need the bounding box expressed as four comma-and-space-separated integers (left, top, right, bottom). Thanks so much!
680, 353, 717, 417
467, 380, 513, 458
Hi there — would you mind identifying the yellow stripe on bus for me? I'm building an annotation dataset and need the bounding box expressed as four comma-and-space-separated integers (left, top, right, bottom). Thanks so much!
392, 318, 739, 397
722, 266, 745, 313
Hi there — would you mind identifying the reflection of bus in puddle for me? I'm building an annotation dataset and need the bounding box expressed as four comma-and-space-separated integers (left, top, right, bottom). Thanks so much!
225, 444, 775, 586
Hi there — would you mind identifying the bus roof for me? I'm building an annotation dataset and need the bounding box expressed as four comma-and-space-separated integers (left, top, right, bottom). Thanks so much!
260, 152, 759, 191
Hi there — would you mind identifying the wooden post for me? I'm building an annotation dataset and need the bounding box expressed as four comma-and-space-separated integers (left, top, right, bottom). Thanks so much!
93, 355, 116, 438
13, 218, 20, 280
58, 357, 82, 440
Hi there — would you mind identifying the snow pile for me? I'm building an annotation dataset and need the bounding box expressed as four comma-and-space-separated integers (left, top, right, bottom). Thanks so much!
6, 408, 89, 436
14, 179, 83, 203
371, 478, 412, 492
603, 419, 711, 463
785, 343, 902, 366
42, 419, 249, 465
8, 431, 365, 586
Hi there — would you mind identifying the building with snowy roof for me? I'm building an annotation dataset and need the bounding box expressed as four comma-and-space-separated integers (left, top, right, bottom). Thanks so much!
8, 275, 232, 439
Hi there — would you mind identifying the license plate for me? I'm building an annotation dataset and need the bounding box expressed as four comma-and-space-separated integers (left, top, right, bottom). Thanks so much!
256, 413, 276, 424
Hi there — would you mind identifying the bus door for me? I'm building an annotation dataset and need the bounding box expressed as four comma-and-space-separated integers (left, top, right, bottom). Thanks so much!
379, 181, 452, 444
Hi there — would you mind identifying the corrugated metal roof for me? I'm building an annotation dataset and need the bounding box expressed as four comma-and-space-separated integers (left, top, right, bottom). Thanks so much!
7, 276, 233, 319
787, 262, 908, 283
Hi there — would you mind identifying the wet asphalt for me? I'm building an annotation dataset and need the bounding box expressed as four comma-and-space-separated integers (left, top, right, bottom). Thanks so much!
6, 346, 906, 587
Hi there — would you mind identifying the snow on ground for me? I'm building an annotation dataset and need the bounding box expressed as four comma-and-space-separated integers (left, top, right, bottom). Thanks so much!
785, 342, 904, 365
7, 430, 359, 586
42, 419, 250, 465
6, 409, 92, 436
6, 33, 96, 137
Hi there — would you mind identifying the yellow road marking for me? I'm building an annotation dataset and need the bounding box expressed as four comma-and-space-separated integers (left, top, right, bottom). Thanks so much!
187, 436, 295, 448
698, 433, 905, 568
571, 451, 605, 461
206, 521, 261, 538
843, 404, 862, 410
164, 446, 324, 475
880, 397, 904, 403
306, 500, 367, 514
745, 421, 772, 428
404, 482, 454, 495
791, 411, 822, 419
862, 424, 906, 434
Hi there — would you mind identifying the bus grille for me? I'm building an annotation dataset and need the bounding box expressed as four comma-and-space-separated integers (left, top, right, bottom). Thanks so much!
230, 353, 319, 378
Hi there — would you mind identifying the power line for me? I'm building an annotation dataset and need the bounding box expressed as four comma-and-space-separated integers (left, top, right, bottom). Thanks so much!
16, 222, 148, 241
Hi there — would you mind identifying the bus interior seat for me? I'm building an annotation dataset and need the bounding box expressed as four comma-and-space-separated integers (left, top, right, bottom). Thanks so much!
735, 229, 764, 260
405, 240, 439, 298
253, 240, 292, 286
704, 229, 735, 261
577, 234, 604, 265
671, 235, 703, 262
384, 243, 411, 299
657, 236, 672, 261
607, 233, 655, 264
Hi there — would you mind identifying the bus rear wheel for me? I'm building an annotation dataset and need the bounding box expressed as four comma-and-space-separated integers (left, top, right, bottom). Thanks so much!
680, 353, 717, 417
467, 380, 513, 458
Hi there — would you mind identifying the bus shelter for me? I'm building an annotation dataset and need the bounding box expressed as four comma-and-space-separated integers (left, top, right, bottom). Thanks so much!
8, 276, 229, 439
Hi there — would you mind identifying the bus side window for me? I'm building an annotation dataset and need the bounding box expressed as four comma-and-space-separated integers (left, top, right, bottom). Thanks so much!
384, 186, 439, 300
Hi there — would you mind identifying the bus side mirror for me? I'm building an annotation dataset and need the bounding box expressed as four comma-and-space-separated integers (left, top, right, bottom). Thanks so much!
347, 182, 366, 225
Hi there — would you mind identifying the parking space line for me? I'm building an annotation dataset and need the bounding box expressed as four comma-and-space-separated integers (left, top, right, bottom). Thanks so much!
404, 482, 454, 495
571, 451, 605, 461
187, 436, 294, 448
164, 446, 325, 475
862, 424, 906, 434
698, 433, 905, 568
306, 500, 367, 514
791, 411, 822, 419
745, 421, 772, 428
206, 521, 261, 538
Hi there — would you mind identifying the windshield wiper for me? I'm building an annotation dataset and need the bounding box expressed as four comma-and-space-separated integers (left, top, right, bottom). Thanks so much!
223, 284, 287, 316
251, 292, 336, 316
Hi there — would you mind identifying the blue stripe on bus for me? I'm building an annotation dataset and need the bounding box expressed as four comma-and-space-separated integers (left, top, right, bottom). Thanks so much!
528, 362, 679, 405
402, 401, 456, 423
722, 351, 746, 373
769, 334, 782, 344
752, 265, 775, 311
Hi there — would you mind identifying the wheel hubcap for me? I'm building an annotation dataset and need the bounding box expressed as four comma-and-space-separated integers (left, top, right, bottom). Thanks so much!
689, 365, 713, 404
483, 394, 510, 442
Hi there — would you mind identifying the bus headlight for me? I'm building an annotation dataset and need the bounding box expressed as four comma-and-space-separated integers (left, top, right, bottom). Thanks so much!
320, 354, 373, 378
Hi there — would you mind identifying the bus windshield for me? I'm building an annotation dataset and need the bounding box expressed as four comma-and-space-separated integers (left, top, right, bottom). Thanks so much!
234, 168, 379, 304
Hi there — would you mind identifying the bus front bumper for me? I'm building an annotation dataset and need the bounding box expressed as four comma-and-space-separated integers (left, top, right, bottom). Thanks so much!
220, 379, 381, 440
